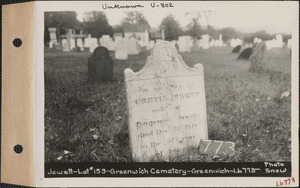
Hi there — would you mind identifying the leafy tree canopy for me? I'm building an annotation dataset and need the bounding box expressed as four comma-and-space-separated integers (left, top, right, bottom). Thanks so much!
83, 11, 113, 38
159, 14, 183, 41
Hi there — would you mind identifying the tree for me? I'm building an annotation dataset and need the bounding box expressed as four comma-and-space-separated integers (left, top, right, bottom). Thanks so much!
219, 27, 241, 42
159, 14, 182, 41
83, 11, 113, 38
121, 11, 149, 25
203, 10, 212, 35
44, 11, 80, 45
185, 12, 202, 39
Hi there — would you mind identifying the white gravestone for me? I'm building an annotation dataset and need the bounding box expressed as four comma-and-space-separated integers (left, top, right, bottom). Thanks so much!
48, 28, 58, 48
178, 36, 192, 52
275, 34, 283, 47
77, 38, 83, 51
62, 39, 70, 52
115, 39, 128, 60
124, 41, 208, 162
86, 38, 98, 53
202, 34, 209, 49
100, 36, 110, 50
70, 39, 76, 50
127, 38, 140, 55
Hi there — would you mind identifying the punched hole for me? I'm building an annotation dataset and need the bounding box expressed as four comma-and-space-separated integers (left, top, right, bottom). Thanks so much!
14, 144, 23, 154
13, 38, 22, 47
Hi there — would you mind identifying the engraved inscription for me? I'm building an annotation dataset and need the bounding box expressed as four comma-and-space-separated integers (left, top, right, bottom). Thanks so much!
124, 41, 207, 162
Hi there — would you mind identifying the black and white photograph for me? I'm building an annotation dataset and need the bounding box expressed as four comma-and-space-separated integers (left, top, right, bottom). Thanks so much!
37, 0, 298, 186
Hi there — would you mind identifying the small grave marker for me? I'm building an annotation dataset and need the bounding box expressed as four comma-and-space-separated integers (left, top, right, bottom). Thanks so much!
124, 41, 208, 162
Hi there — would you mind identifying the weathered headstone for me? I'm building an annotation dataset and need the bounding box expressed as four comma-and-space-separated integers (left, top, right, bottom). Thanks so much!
115, 39, 128, 60
124, 41, 208, 162
100, 35, 111, 50
250, 42, 266, 72
88, 46, 113, 82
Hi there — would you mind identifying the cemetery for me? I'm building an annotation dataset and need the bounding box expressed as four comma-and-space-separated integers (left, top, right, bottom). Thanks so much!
44, 11, 292, 163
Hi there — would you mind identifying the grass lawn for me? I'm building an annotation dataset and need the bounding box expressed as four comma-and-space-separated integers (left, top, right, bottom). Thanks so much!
44, 46, 291, 162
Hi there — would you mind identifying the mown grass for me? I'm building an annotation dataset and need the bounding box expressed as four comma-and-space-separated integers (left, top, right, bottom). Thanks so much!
44, 46, 291, 163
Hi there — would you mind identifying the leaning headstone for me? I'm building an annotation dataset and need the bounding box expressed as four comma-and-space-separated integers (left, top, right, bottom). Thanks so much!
88, 46, 113, 82
124, 41, 208, 162
238, 47, 252, 60
232, 45, 241, 53
250, 42, 266, 72
115, 39, 128, 60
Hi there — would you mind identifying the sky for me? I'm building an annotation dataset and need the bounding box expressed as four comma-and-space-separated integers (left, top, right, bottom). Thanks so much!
75, 1, 297, 34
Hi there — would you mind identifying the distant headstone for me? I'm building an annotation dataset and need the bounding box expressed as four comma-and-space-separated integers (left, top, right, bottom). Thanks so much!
115, 39, 128, 60
230, 38, 242, 48
275, 34, 283, 47
238, 47, 252, 60
62, 39, 70, 52
232, 45, 241, 53
85, 38, 98, 53
48, 28, 58, 48
127, 37, 140, 55
70, 39, 76, 50
202, 34, 209, 49
88, 46, 113, 82
250, 42, 266, 72
124, 41, 208, 162
178, 36, 192, 52
77, 38, 83, 51
192, 39, 199, 51
100, 35, 112, 50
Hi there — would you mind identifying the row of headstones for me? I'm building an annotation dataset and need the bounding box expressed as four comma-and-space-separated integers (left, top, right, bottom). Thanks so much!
177, 34, 225, 53
230, 34, 291, 50
61, 36, 141, 60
